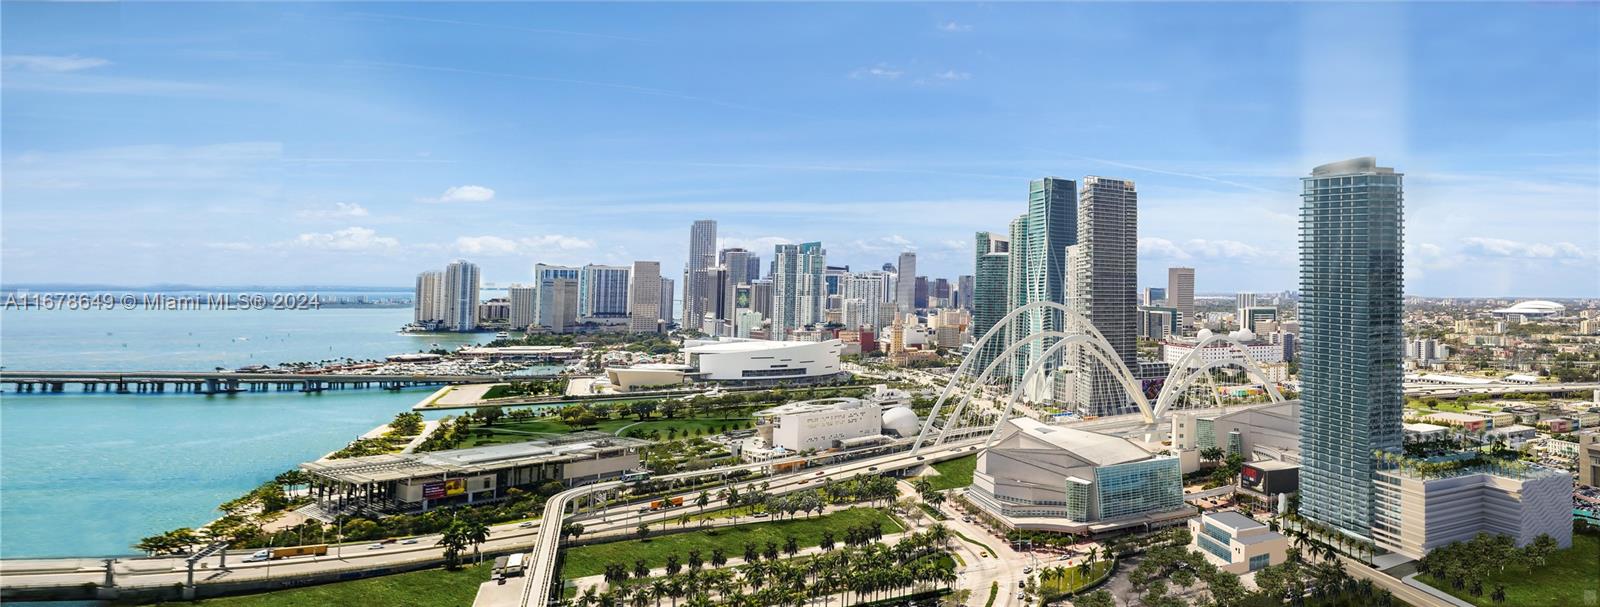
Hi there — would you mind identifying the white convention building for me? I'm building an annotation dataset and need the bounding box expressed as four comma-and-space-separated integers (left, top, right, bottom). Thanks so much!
684, 338, 845, 383
741, 397, 918, 460
604, 338, 846, 392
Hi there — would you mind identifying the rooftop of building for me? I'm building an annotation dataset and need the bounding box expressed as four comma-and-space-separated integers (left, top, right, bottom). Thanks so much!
1244, 459, 1299, 471
1487, 424, 1537, 434
1202, 510, 1266, 531
683, 338, 838, 354
302, 431, 648, 484
1404, 422, 1451, 433
1310, 156, 1396, 177
755, 397, 870, 417
1004, 418, 1154, 466
1421, 411, 1490, 422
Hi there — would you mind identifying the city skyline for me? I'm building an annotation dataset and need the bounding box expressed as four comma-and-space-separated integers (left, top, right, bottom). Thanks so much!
3, 3, 1596, 297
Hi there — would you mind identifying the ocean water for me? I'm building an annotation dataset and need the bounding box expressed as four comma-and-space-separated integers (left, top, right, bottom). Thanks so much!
0, 307, 490, 558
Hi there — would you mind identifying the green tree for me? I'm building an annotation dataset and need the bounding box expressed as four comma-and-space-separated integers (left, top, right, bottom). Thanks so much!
475, 405, 504, 426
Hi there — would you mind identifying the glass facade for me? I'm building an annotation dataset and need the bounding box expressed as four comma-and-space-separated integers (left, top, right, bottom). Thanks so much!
1094, 457, 1182, 520
970, 232, 1011, 376
1198, 534, 1232, 562
1064, 478, 1091, 521
1007, 178, 1076, 384
1298, 157, 1405, 539
1249, 554, 1271, 571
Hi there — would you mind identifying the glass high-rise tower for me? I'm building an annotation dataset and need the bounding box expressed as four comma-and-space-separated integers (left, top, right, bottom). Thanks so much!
1007, 177, 1077, 386
1297, 157, 1405, 539
969, 231, 1011, 376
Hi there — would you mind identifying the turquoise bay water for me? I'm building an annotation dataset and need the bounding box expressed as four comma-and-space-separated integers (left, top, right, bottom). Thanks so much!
0, 307, 489, 558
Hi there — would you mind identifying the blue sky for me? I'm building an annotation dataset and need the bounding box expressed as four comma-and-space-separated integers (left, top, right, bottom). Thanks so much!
3, 2, 1597, 297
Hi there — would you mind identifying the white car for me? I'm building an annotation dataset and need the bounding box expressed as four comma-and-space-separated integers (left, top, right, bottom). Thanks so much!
519, 521, 535, 529
244, 549, 271, 563
367, 543, 384, 550
402, 538, 419, 545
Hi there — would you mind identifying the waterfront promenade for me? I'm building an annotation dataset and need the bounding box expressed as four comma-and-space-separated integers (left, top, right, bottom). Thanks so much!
0, 370, 553, 394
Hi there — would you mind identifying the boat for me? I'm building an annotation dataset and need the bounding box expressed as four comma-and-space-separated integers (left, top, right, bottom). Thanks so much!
495, 331, 510, 339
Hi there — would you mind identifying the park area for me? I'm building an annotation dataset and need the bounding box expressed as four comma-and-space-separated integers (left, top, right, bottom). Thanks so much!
559, 506, 900, 579
163, 563, 490, 607
1420, 531, 1599, 607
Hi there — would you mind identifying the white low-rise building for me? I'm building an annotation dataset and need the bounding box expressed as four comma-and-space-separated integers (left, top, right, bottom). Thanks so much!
750, 397, 882, 457
1162, 332, 1284, 369
1373, 458, 1572, 560
1190, 511, 1288, 574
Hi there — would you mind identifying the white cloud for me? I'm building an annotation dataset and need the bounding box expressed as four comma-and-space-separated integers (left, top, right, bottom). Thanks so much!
453, 234, 596, 256
938, 21, 971, 32
424, 185, 495, 203
1138, 237, 1272, 261
933, 70, 971, 81
850, 64, 903, 80
292, 227, 399, 251
1137, 237, 1191, 259
1460, 237, 1592, 262
718, 235, 794, 254
295, 202, 369, 220
2, 54, 111, 72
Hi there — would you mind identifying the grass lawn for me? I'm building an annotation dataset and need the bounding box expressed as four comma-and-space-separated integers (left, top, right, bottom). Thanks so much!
1038, 560, 1114, 598
455, 415, 755, 448
166, 563, 490, 607
559, 507, 900, 579
1421, 533, 1599, 607
923, 454, 976, 491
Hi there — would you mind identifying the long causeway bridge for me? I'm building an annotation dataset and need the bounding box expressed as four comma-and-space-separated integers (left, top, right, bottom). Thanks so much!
0, 371, 537, 395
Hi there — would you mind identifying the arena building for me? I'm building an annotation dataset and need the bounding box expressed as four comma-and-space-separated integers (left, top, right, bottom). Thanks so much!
966, 418, 1188, 534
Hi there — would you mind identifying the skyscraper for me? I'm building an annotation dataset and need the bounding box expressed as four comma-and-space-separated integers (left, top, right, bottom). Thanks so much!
509, 284, 536, 330
1167, 267, 1195, 330
579, 264, 631, 319
971, 232, 1011, 376
957, 275, 974, 312
685, 220, 717, 328
842, 271, 890, 331
1298, 157, 1405, 539
413, 270, 445, 325
659, 277, 675, 330
443, 259, 480, 332
1235, 292, 1256, 328
628, 261, 663, 334
1008, 177, 1076, 384
746, 255, 761, 282
1071, 176, 1140, 416
1141, 287, 1166, 307
896, 251, 917, 313
533, 264, 581, 329
751, 279, 773, 320
771, 242, 825, 339
914, 276, 929, 310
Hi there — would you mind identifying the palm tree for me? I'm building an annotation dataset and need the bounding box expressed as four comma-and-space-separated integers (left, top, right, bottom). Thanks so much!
578, 586, 599, 607
634, 559, 650, 580
437, 523, 468, 570
464, 517, 491, 564
649, 580, 669, 607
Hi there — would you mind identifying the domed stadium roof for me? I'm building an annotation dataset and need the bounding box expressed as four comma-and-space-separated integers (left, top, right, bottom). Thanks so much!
881, 406, 920, 437
1491, 300, 1565, 316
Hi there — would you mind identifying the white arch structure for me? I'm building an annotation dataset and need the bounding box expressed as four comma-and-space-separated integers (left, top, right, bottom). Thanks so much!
981, 334, 1156, 449
911, 301, 1154, 452
1152, 334, 1287, 417
924, 330, 1142, 449
911, 301, 1292, 454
